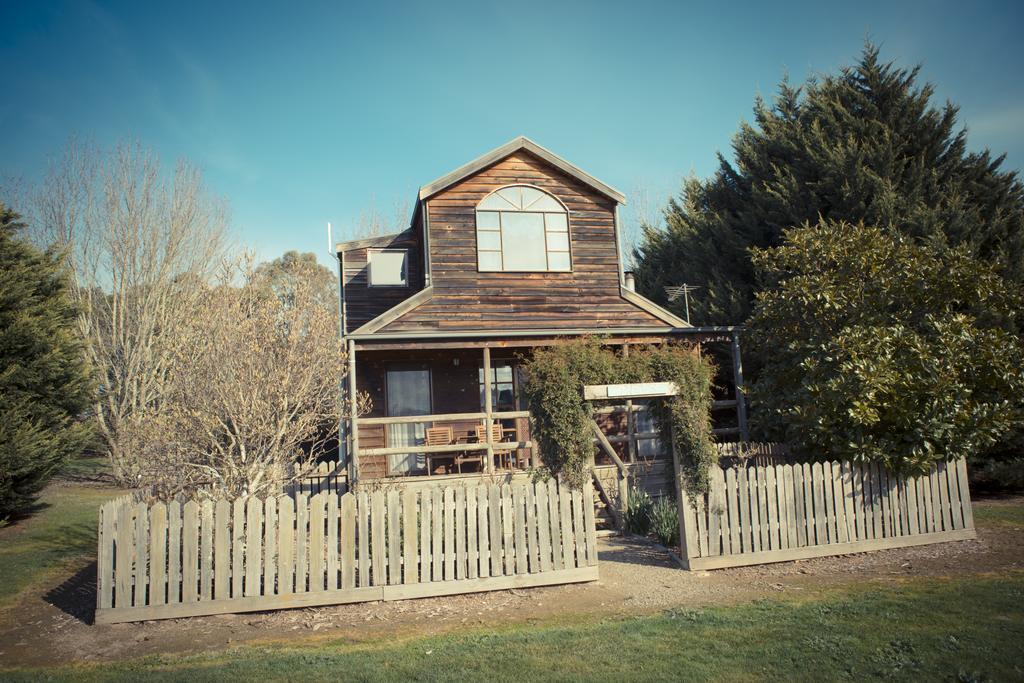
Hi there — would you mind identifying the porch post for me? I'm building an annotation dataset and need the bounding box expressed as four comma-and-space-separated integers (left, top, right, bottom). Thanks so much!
731, 331, 749, 443
622, 343, 636, 462
347, 339, 361, 484
482, 346, 495, 473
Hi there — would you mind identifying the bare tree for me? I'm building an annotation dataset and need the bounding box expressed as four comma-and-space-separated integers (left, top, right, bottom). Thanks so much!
22, 140, 231, 483
121, 254, 368, 500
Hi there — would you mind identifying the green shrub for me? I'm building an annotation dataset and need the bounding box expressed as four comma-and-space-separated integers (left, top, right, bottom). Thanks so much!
624, 486, 654, 536
649, 496, 679, 547
750, 221, 1024, 476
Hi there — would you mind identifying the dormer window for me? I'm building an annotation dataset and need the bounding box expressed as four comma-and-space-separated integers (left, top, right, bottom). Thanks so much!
475, 185, 571, 272
368, 248, 409, 286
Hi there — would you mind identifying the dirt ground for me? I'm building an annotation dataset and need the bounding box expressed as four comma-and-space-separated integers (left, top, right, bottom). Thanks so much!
1, 497, 1021, 669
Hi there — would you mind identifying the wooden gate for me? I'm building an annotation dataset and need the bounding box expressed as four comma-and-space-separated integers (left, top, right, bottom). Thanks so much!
96, 479, 598, 624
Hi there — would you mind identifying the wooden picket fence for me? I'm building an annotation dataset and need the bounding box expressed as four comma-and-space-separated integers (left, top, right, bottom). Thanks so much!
95, 479, 598, 624
677, 458, 976, 570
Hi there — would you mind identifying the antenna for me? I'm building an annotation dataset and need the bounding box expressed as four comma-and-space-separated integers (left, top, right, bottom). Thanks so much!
664, 283, 701, 325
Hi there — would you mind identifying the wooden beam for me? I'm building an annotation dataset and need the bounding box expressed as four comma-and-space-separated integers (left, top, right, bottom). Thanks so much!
590, 421, 628, 525
352, 335, 681, 352
348, 339, 360, 484
583, 382, 678, 400
357, 410, 529, 426
731, 332, 749, 442
359, 441, 533, 458
483, 347, 494, 474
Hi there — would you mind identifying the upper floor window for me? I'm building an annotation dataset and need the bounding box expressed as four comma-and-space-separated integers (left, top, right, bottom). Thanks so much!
368, 248, 408, 286
475, 185, 571, 272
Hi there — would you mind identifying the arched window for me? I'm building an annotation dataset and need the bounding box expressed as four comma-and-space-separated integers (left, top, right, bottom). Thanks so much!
475, 185, 571, 272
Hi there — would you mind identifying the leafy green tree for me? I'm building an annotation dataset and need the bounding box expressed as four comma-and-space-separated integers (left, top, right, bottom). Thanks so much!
0, 204, 93, 521
749, 220, 1024, 473
633, 43, 1024, 327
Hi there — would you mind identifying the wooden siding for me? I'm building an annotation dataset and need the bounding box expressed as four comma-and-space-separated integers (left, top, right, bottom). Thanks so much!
378, 151, 669, 332
342, 228, 425, 334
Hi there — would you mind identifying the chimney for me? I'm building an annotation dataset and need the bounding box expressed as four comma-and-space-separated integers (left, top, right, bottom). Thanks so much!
624, 271, 636, 291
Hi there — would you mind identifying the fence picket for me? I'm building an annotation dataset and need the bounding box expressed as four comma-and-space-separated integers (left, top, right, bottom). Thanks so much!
455, 487, 467, 580
115, 502, 133, 608
707, 467, 722, 556
245, 498, 263, 596
214, 500, 230, 599
478, 485, 491, 577
811, 462, 826, 545
444, 487, 456, 580
264, 497, 278, 594
502, 486, 515, 575
357, 491, 369, 587
277, 496, 294, 594
546, 479, 562, 571
403, 489, 418, 584
149, 502, 167, 606
524, 484, 539, 573
584, 480, 598, 567
513, 485, 528, 574
201, 501, 214, 600
134, 502, 149, 608
387, 489, 401, 585
309, 493, 326, 592
558, 485, 573, 569
737, 466, 751, 553
536, 482, 552, 573
182, 501, 199, 603
371, 490, 385, 586
490, 484, 504, 576
326, 494, 338, 589
466, 485, 478, 579
419, 488, 432, 581
955, 459, 974, 529
295, 494, 309, 593
432, 488, 444, 581
571, 487, 585, 568
340, 493, 356, 588
168, 501, 182, 604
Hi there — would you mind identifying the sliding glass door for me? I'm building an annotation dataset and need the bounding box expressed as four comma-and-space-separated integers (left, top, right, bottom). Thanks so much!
385, 364, 431, 475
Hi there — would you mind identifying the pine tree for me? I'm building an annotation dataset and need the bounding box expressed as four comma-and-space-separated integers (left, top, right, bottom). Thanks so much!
633, 43, 1024, 327
0, 203, 93, 522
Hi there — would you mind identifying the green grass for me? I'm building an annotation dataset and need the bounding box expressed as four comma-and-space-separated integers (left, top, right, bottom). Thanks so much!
5, 574, 1023, 682
972, 499, 1024, 528
0, 458, 121, 607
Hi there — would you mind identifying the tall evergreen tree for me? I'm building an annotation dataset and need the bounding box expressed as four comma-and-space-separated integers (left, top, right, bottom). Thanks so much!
633, 43, 1024, 326
0, 203, 93, 522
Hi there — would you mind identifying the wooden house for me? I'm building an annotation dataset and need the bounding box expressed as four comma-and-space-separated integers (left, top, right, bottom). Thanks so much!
336, 137, 746, 509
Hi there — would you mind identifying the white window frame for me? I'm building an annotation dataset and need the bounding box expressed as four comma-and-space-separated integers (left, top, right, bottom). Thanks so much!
367, 248, 409, 287
474, 184, 572, 273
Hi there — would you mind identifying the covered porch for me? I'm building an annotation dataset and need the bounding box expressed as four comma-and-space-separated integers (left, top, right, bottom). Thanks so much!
342, 330, 749, 489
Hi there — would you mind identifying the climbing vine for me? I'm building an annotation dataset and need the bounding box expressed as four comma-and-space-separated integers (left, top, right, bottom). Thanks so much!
519, 338, 716, 495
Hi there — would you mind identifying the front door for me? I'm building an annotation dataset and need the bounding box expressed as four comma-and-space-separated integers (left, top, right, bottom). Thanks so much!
386, 363, 431, 475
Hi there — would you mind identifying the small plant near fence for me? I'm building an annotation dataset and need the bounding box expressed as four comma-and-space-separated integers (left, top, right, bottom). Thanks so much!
624, 485, 679, 547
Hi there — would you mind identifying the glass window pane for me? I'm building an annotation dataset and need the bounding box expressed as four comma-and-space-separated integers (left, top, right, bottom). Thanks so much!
369, 250, 408, 285
545, 212, 568, 232
547, 251, 571, 271
476, 211, 500, 230
501, 212, 547, 270
546, 232, 569, 251
478, 192, 519, 210
495, 364, 513, 382
527, 193, 564, 212
477, 231, 502, 251
478, 250, 502, 271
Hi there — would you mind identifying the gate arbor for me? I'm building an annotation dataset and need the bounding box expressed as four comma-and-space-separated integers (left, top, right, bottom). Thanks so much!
583, 382, 681, 529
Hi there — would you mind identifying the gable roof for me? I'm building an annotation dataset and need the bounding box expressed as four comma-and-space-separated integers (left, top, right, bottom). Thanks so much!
418, 136, 627, 205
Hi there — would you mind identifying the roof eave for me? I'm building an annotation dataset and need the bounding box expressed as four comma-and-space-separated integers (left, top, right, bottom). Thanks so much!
417, 136, 627, 205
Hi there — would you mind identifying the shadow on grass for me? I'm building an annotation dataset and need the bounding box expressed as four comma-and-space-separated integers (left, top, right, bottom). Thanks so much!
44, 561, 97, 625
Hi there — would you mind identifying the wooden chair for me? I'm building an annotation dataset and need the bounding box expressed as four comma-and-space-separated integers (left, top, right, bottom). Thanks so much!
424, 426, 454, 474
476, 423, 511, 469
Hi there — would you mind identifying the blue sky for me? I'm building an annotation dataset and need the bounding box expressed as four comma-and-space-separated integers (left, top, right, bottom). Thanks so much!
2, 0, 1022, 266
